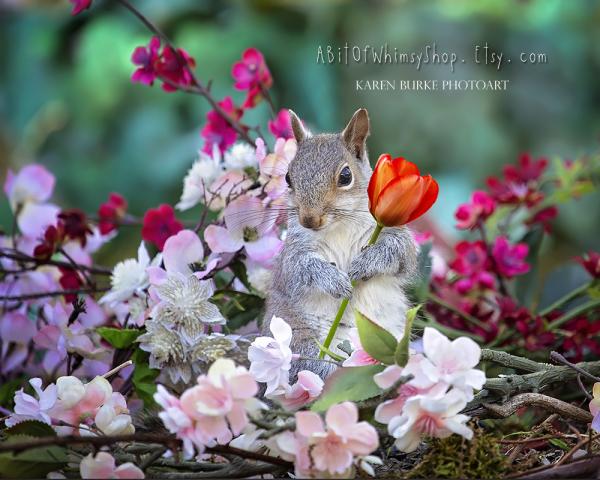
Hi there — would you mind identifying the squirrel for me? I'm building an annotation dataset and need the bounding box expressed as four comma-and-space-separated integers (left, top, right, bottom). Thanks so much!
264, 108, 418, 379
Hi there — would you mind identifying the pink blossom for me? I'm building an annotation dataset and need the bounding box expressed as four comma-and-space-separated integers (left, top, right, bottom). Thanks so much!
5, 378, 57, 427
259, 138, 297, 200
449, 240, 495, 293
131, 37, 161, 86
342, 328, 379, 367
491, 236, 530, 278
503, 153, 548, 183
154, 385, 197, 457
268, 109, 293, 139
69, 0, 92, 15
80, 452, 144, 479
291, 402, 379, 476
388, 389, 472, 453
4, 164, 55, 209
176, 359, 258, 451
418, 327, 485, 397
204, 195, 282, 265
0, 311, 37, 345
248, 316, 293, 395
590, 383, 600, 432
454, 190, 495, 230
270, 370, 323, 411
201, 97, 244, 154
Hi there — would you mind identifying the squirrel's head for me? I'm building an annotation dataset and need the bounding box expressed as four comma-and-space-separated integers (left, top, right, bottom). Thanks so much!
286, 108, 372, 231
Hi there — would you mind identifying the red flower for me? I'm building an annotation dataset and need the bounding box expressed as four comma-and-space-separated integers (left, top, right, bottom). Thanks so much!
560, 316, 600, 362
526, 205, 558, 233
69, 0, 92, 15
131, 37, 161, 86
200, 97, 245, 154
268, 109, 293, 139
156, 45, 196, 92
455, 190, 496, 230
58, 209, 92, 247
34, 225, 64, 260
59, 267, 83, 303
231, 48, 272, 107
142, 204, 183, 251
503, 153, 548, 183
492, 236, 530, 278
576, 251, 600, 279
131, 37, 196, 92
501, 299, 555, 351
449, 241, 495, 294
367, 154, 439, 227
98, 193, 128, 235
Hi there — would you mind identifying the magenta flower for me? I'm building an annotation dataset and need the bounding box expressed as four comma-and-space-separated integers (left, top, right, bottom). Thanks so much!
204, 195, 283, 265
131, 37, 196, 92
342, 328, 379, 367
492, 236, 530, 278
269, 370, 324, 411
69, 0, 92, 15
526, 205, 558, 233
200, 97, 244, 154
449, 241, 495, 293
231, 47, 272, 92
131, 37, 161, 86
454, 190, 496, 230
141, 204, 184, 251
268, 109, 294, 139
503, 153, 548, 183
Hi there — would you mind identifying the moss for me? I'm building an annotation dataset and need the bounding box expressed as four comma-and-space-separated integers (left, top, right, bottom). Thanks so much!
407, 426, 509, 479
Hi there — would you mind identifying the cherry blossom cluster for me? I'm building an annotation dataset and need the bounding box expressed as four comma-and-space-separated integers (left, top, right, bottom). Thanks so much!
6, 375, 134, 436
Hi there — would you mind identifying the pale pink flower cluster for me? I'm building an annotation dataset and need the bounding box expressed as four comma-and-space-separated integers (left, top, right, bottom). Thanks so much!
373, 327, 486, 452
153, 358, 260, 457
5, 375, 134, 437
248, 316, 324, 409
272, 402, 380, 478
80, 451, 144, 479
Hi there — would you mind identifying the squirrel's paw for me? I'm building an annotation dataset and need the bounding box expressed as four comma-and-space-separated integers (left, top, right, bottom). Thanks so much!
320, 265, 353, 299
348, 250, 378, 282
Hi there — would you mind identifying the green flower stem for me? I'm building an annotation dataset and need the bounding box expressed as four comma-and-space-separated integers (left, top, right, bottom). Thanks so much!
547, 298, 600, 330
427, 292, 491, 332
319, 223, 384, 359
538, 282, 592, 317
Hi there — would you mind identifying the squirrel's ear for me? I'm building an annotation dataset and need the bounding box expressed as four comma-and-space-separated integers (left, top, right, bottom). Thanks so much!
289, 110, 308, 143
342, 108, 370, 160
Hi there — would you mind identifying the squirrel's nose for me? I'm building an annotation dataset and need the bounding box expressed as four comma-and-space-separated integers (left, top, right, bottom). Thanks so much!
300, 214, 324, 230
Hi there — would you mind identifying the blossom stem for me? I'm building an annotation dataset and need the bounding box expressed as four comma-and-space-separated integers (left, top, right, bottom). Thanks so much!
103, 360, 134, 379
538, 282, 591, 317
547, 299, 600, 330
319, 223, 384, 359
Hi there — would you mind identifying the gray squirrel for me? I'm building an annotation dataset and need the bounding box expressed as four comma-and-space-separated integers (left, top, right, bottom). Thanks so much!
264, 108, 418, 379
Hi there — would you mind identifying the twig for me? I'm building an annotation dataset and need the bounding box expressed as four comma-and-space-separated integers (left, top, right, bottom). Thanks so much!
504, 455, 600, 480
550, 351, 600, 383
0, 287, 109, 301
482, 393, 592, 423
481, 349, 553, 373
103, 360, 133, 379
0, 248, 111, 275
577, 374, 593, 400
555, 432, 600, 467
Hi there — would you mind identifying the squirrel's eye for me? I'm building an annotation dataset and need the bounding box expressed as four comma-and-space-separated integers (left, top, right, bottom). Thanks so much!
338, 165, 353, 187
285, 172, 292, 189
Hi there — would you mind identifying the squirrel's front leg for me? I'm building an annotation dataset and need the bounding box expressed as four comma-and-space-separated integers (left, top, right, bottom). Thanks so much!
348, 227, 418, 282
288, 254, 353, 300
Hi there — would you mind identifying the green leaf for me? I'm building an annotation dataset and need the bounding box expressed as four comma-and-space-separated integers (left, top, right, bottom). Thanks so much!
354, 310, 397, 365
97, 327, 141, 349
311, 365, 384, 412
5, 421, 56, 438
131, 348, 159, 407
0, 379, 23, 410
395, 305, 421, 366
217, 292, 265, 332
229, 259, 252, 292
549, 438, 570, 451
0, 435, 67, 479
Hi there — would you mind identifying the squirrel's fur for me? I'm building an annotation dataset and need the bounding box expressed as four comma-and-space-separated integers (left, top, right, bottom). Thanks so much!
264, 108, 418, 379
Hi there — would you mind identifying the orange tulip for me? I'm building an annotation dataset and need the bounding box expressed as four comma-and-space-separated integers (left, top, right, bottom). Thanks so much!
368, 154, 439, 227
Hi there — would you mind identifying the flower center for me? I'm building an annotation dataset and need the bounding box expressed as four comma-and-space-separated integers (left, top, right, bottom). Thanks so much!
243, 226, 259, 242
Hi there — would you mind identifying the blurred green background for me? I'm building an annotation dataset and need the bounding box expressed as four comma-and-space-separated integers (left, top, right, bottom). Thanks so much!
0, 0, 599, 301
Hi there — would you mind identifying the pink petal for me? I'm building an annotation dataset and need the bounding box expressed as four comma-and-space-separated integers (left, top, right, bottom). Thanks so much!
17, 202, 59, 239
296, 411, 324, 437
1, 311, 37, 344
163, 229, 205, 275
204, 225, 243, 254
114, 463, 145, 479
244, 233, 282, 264
325, 402, 358, 435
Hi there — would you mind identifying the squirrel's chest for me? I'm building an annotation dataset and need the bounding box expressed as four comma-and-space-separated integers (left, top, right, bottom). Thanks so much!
314, 223, 368, 270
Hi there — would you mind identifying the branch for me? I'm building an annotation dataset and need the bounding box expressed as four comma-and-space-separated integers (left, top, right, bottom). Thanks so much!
0, 433, 292, 469
114, 0, 255, 146
481, 348, 554, 373
0, 248, 111, 275
550, 351, 600, 383
0, 287, 109, 301
481, 393, 592, 423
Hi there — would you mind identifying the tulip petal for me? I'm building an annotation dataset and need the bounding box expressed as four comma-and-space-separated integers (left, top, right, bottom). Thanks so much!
406, 175, 439, 223
373, 175, 425, 227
